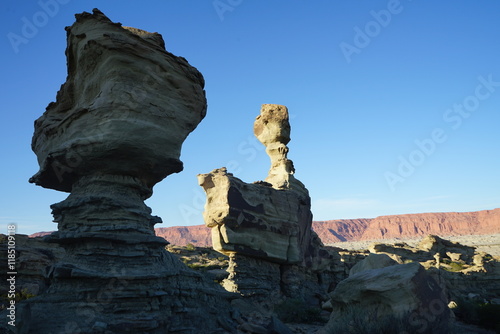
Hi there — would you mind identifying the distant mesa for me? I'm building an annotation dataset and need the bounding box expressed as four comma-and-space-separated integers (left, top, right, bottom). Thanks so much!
30, 208, 500, 246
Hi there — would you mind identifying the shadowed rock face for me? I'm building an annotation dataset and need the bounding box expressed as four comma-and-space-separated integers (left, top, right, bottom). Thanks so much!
199, 167, 313, 264
29, 9, 206, 193
322, 262, 452, 334
21, 9, 238, 334
198, 104, 313, 265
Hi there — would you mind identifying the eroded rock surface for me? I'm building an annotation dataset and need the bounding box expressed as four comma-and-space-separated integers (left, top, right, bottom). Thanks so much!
348, 253, 398, 276
198, 105, 313, 265
198, 167, 313, 265
29, 9, 206, 192
369, 235, 500, 305
16, 9, 239, 333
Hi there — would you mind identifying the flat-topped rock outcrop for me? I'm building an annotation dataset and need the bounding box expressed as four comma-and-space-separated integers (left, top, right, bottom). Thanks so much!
198, 105, 314, 265
29, 9, 206, 192
359, 209, 500, 240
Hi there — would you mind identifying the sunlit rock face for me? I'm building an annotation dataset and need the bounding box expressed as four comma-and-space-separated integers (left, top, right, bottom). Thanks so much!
322, 262, 452, 334
197, 104, 343, 306
22, 9, 238, 333
198, 104, 313, 265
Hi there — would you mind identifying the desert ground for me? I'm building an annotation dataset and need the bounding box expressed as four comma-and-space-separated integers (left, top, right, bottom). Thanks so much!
329, 233, 500, 256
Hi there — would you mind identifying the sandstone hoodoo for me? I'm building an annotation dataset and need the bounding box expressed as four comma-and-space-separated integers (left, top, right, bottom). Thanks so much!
198, 105, 313, 265
21, 9, 238, 333
198, 104, 340, 303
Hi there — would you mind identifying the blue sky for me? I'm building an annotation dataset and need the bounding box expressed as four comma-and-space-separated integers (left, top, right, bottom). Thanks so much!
1, 1, 499, 235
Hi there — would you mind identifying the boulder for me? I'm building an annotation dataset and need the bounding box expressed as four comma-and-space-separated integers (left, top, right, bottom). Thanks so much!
417, 235, 475, 262
348, 253, 398, 276
15, 9, 240, 333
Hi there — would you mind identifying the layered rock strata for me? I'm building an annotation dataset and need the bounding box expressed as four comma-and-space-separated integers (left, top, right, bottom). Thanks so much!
369, 235, 500, 304
198, 105, 338, 303
198, 105, 314, 265
0, 234, 65, 298
321, 262, 452, 334
19, 9, 238, 333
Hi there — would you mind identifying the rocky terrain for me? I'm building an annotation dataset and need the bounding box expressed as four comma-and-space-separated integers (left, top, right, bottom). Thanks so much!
5, 8, 499, 334
359, 209, 500, 240
161, 208, 499, 246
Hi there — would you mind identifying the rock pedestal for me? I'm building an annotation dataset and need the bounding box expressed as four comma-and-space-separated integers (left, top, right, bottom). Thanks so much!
198, 105, 313, 265
199, 105, 336, 305
22, 9, 237, 333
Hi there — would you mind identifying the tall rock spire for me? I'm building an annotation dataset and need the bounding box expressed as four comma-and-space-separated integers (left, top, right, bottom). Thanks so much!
23, 9, 237, 333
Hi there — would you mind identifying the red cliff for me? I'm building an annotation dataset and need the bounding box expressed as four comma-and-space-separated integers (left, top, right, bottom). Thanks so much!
30, 208, 500, 246
359, 208, 500, 240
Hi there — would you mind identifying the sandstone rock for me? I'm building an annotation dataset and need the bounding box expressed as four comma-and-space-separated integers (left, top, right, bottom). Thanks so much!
348, 253, 398, 276
156, 225, 212, 247
29, 9, 206, 192
254, 104, 295, 189
369, 242, 433, 262
0, 234, 64, 298
199, 167, 312, 264
365, 235, 500, 312
16, 9, 239, 333
198, 104, 340, 316
311, 219, 371, 243
222, 253, 282, 301
325, 262, 451, 333
198, 105, 313, 265
359, 209, 500, 241
231, 300, 294, 334
418, 234, 475, 262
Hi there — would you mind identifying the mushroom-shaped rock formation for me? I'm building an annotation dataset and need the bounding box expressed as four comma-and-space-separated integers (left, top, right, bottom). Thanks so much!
198, 105, 337, 303
30, 10, 206, 192
22, 9, 238, 333
198, 104, 313, 264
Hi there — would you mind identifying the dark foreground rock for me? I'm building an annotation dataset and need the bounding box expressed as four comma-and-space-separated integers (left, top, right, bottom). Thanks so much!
4, 9, 240, 333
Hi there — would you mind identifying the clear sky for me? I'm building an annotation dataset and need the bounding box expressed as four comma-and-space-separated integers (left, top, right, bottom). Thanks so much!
1, 1, 499, 235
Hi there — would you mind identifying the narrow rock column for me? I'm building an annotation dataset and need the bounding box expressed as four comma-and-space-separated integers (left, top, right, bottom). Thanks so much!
254, 104, 295, 189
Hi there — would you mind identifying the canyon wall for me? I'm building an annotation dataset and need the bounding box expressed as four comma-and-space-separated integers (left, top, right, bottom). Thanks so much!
155, 208, 499, 246
31, 208, 500, 246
